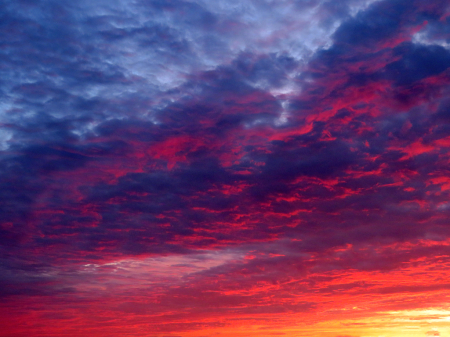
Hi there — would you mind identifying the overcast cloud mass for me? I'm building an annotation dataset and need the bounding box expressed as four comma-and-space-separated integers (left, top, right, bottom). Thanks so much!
2, 0, 450, 336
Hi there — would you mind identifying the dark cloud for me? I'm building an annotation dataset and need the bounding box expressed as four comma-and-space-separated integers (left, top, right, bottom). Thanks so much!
385, 42, 450, 86
333, 0, 406, 47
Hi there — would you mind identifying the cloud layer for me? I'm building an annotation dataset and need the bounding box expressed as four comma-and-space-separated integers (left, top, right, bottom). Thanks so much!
1, 0, 450, 336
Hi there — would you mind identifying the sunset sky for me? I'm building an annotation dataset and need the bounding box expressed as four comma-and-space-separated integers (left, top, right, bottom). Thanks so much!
2, 0, 450, 336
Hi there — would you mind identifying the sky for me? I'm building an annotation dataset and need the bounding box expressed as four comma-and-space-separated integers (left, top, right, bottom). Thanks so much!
1, 0, 450, 336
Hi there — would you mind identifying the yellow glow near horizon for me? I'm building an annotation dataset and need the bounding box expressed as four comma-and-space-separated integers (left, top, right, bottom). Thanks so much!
178, 307, 450, 337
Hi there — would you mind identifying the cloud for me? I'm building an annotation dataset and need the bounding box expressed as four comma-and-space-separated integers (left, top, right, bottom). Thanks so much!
2, 0, 450, 335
